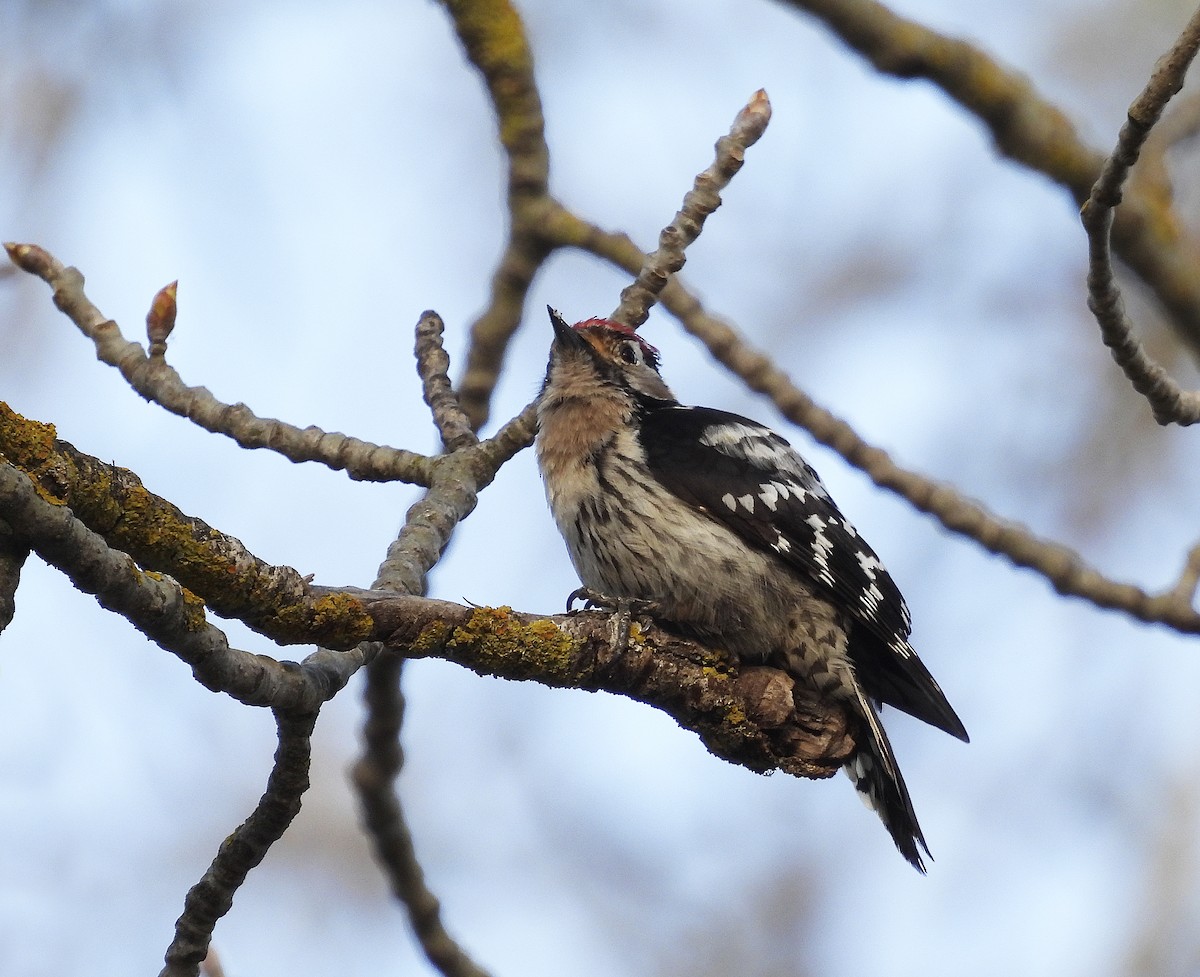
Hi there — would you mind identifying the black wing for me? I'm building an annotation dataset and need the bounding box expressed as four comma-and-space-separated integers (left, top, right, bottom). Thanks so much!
640, 404, 967, 742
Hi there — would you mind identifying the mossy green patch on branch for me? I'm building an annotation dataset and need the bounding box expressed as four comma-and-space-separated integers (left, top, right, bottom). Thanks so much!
268, 590, 374, 649
441, 606, 575, 683
0, 402, 61, 496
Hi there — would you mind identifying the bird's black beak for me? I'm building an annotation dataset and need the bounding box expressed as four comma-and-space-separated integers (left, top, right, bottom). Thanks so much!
548, 306, 587, 350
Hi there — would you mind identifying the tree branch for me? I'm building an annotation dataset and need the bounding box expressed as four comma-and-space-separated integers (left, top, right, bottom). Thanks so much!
353, 653, 494, 977
355, 595, 852, 777
440, 0, 555, 430
351, 309, 494, 977
161, 710, 318, 977
0, 458, 369, 710
611, 89, 773, 329
0, 516, 27, 633
778, 0, 1200, 354
3, 242, 436, 484
0, 400, 376, 647
1081, 8, 1200, 425
416, 310, 480, 453
670, 303, 1200, 635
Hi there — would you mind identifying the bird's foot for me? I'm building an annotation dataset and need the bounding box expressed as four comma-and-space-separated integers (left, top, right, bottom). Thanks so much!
565, 588, 660, 655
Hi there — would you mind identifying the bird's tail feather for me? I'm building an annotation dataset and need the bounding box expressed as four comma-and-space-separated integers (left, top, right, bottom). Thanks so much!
843, 688, 930, 873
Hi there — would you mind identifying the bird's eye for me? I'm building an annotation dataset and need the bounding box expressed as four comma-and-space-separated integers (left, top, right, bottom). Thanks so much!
618, 342, 640, 365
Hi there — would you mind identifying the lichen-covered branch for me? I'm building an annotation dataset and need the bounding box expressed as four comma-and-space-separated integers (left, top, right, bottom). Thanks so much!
611, 89, 773, 329
440, 0, 555, 429
0, 400, 375, 647
1081, 8, 1200, 425
0, 459, 370, 709
778, 0, 1200, 353
3, 242, 436, 484
160, 710, 318, 977
356, 596, 852, 777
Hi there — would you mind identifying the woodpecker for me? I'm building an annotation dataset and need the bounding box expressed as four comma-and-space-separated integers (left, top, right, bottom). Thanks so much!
535, 307, 967, 871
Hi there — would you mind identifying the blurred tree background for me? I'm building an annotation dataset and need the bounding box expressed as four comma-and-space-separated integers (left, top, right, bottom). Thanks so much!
4, 0, 1200, 975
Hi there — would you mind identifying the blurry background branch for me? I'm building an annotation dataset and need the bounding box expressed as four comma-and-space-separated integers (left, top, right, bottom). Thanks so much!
1082, 6, 1200, 425
779, 0, 1200, 353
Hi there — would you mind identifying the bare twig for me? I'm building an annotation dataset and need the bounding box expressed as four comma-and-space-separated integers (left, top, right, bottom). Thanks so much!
1080, 9, 1200, 425
674, 306, 1200, 633
161, 710, 317, 977
3, 242, 436, 484
457, 232, 555, 431
415, 310, 479, 453
611, 89, 772, 329
350, 310, 499, 977
1168, 540, 1200, 606
467, 398, 538, 471
354, 653, 494, 977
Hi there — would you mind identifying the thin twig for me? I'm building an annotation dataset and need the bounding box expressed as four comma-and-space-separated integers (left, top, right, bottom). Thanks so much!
611, 89, 772, 329
674, 304, 1200, 633
1168, 539, 1200, 606
415, 310, 479, 453
466, 398, 539, 475
161, 710, 317, 977
457, 231, 555, 431
1080, 8, 1200, 425
3, 242, 436, 484
353, 654, 494, 977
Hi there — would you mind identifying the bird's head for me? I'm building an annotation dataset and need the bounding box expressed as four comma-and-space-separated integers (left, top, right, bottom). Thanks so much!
545, 306, 675, 404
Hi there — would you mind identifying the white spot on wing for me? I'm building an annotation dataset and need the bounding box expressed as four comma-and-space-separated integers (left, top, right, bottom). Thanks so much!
698, 422, 830, 500
722, 493, 737, 512
805, 513, 836, 585
738, 494, 755, 513
758, 483, 779, 511
856, 551, 885, 577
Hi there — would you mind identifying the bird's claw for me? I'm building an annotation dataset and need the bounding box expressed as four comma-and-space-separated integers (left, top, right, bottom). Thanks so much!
564, 589, 660, 657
